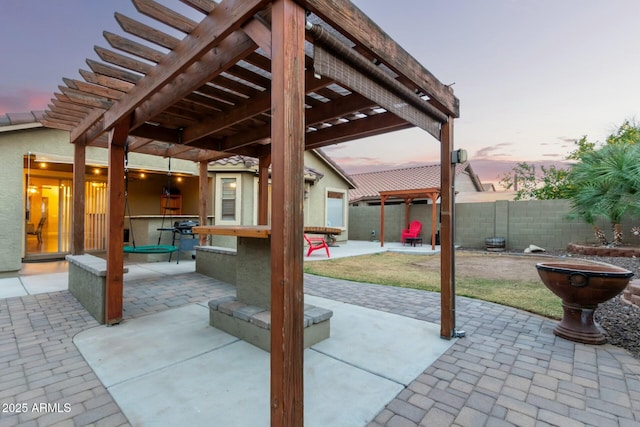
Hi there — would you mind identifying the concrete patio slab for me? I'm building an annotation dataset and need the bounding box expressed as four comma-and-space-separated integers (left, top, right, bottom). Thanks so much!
0, 276, 27, 298
20, 271, 68, 294
74, 294, 453, 426
73, 303, 238, 388
306, 295, 455, 385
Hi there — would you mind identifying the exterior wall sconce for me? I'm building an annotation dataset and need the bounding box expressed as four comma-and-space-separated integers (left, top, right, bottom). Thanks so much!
451, 149, 467, 164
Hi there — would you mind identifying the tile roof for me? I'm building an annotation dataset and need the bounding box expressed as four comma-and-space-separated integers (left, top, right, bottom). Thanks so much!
209, 155, 325, 181
0, 111, 45, 127
349, 162, 475, 202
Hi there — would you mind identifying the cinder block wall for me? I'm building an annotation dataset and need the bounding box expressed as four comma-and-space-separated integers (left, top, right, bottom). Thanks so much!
349, 199, 640, 250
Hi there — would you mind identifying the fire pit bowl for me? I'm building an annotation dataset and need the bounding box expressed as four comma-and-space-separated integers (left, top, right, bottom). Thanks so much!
536, 261, 633, 344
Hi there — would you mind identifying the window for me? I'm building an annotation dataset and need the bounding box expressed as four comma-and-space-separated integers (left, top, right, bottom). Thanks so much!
326, 190, 346, 228
221, 178, 237, 221
215, 174, 241, 225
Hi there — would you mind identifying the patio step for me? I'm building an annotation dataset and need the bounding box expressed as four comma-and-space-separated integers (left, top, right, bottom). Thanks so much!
208, 296, 332, 352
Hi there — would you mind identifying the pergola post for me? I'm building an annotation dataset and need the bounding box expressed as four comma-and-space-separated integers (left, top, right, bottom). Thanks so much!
198, 160, 208, 245
404, 199, 411, 230
105, 118, 129, 325
440, 118, 455, 339
258, 153, 271, 225
270, 1, 305, 425
72, 142, 86, 255
430, 193, 439, 250
380, 194, 388, 247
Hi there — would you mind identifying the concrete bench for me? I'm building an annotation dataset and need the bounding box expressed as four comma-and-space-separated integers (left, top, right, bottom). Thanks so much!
208, 296, 333, 352
66, 254, 128, 324
195, 246, 237, 285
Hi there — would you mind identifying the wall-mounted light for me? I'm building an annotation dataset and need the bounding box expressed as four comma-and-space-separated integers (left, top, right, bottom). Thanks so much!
139, 172, 146, 179
39, 162, 47, 169
451, 149, 468, 164
176, 177, 183, 183
93, 168, 101, 175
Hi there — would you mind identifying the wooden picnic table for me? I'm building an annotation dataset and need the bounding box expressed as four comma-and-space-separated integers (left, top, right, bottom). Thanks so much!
303, 226, 342, 246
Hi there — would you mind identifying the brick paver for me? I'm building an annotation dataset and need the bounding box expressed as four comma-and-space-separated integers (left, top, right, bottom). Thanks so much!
1, 270, 639, 426
303, 274, 640, 426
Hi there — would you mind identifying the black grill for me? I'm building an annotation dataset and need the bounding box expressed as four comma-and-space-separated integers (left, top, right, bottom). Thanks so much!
170, 220, 199, 263
173, 220, 199, 235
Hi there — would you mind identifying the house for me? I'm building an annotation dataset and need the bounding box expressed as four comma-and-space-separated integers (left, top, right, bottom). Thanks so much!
0, 112, 204, 272
203, 149, 355, 247
349, 162, 485, 205
0, 113, 353, 274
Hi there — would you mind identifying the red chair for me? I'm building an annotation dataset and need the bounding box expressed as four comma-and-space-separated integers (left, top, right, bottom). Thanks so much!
401, 221, 422, 244
304, 234, 330, 258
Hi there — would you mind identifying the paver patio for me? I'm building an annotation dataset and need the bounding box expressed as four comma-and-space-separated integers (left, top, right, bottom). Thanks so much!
1, 262, 640, 426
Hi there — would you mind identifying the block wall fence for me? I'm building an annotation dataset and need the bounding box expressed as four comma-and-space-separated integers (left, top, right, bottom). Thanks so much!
348, 199, 640, 251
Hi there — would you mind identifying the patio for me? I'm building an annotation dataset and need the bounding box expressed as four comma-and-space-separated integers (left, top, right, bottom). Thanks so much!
1, 243, 640, 426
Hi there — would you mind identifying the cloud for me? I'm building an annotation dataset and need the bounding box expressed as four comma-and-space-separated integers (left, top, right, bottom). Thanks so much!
559, 136, 578, 144
0, 87, 50, 115
473, 142, 514, 159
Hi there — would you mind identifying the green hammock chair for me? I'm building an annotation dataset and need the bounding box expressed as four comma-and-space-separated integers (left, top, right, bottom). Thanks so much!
123, 143, 177, 256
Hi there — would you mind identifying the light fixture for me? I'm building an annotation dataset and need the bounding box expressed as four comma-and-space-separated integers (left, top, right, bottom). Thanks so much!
93, 168, 101, 175
140, 172, 146, 179
176, 177, 183, 183
451, 149, 468, 164
39, 162, 47, 168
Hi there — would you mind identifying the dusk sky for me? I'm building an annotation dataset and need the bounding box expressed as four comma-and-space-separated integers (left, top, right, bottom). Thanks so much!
1, 1, 639, 186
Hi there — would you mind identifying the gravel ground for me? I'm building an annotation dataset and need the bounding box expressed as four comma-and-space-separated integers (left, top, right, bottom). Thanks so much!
495, 249, 640, 358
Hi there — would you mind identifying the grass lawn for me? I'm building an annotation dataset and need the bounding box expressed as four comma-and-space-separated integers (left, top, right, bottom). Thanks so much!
303, 251, 563, 319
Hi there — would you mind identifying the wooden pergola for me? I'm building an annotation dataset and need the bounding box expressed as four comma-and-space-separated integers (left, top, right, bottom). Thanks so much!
379, 188, 441, 250
39, 0, 459, 424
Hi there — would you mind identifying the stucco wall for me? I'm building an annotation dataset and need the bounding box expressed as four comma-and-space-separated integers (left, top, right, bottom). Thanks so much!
349, 199, 640, 251
0, 126, 201, 274
304, 152, 351, 241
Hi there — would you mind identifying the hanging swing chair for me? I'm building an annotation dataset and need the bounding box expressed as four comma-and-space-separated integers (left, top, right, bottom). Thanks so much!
123, 142, 178, 256
123, 244, 177, 254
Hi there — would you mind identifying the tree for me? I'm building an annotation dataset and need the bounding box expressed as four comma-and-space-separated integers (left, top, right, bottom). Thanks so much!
606, 119, 640, 146
568, 142, 640, 246
499, 162, 572, 200
500, 119, 640, 245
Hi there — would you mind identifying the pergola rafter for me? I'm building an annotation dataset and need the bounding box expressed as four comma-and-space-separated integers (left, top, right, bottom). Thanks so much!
38, 0, 460, 425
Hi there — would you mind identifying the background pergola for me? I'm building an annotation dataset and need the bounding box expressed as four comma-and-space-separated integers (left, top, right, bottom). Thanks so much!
39, 0, 460, 424
379, 188, 441, 250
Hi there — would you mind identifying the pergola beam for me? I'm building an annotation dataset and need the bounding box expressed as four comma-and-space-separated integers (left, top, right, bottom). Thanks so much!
182, 69, 333, 146
131, 30, 258, 131
299, 0, 459, 117
305, 112, 412, 149
71, 0, 269, 145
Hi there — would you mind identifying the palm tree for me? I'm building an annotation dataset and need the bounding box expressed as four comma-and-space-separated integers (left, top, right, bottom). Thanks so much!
568, 142, 640, 246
